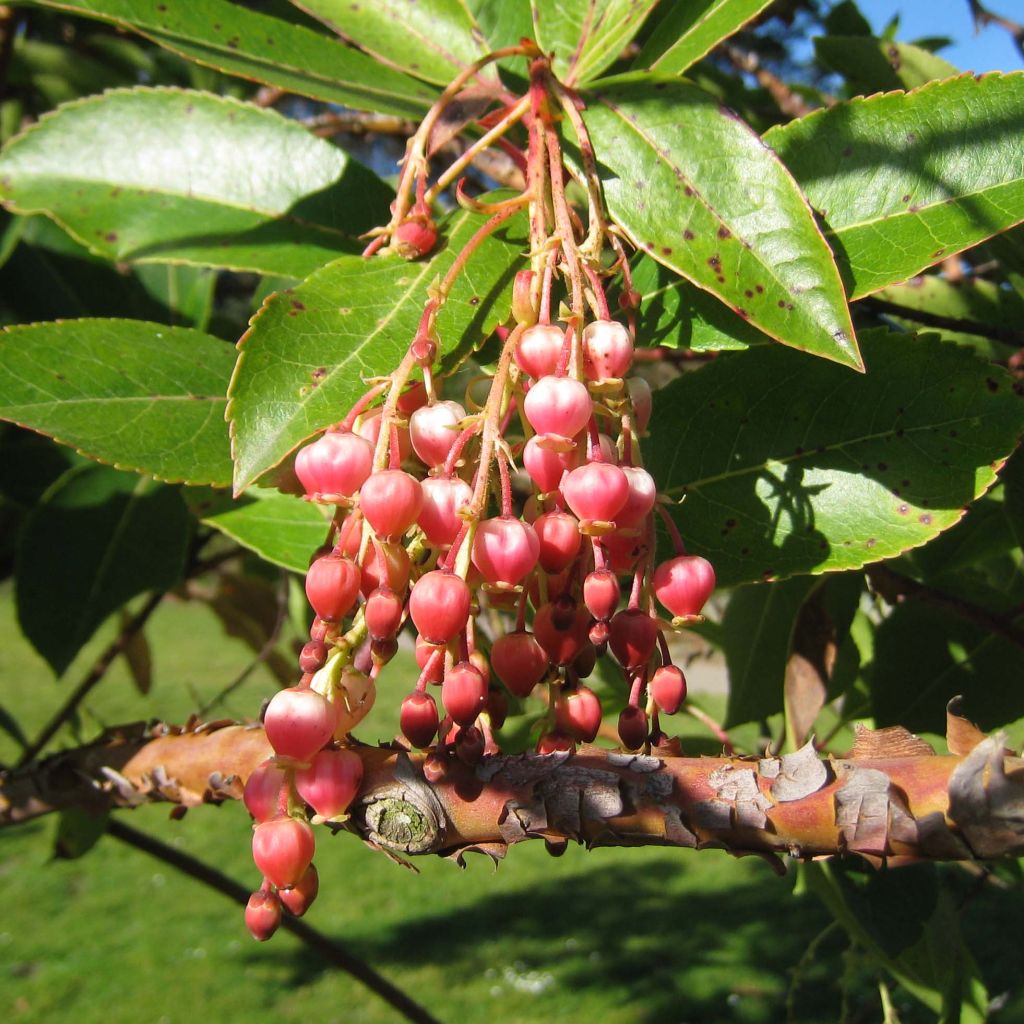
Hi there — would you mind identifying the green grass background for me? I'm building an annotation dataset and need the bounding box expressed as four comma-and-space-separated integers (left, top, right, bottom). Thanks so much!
1, 585, 1022, 1023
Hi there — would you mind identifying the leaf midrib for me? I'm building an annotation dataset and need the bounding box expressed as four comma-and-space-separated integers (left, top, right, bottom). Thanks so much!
828, 178, 1024, 236
4, 172, 351, 238
33, 0, 434, 107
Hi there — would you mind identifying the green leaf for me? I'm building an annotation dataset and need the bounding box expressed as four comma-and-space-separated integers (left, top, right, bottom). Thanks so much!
1, 216, 210, 324
200, 490, 328, 572
20, 0, 437, 117
643, 329, 1024, 587
824, 1, 872, 36
532, 0, 660, 83
293, 0, 491, 86
16, 464, 189, 674
468, 0, 533, 67
721, 576, 818, 727
576, 75, 860, 368
871, 601, 1024, 735
765, 73, 1024, 299
802, 862, 988, 1023
0, 701, 29, 751
0, 319, 235, 486
54, 807, 110, 860
133, 264, 217, 332
632, 255, 767, 350
634, 1, 774, 76
815, 36, 959, 93
228, 203, 527, 492
0, 87, 393, 277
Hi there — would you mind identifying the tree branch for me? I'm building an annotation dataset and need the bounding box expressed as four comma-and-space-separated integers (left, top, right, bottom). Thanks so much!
3, 717, 1023, 864
967, 0, 1024, 60
860, 296, 1024, 347
107, 819, 442, 1024
866, 564, 1024, 653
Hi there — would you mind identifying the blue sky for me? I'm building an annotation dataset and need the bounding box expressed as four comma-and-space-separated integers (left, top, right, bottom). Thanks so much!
856, 0, 1024, 73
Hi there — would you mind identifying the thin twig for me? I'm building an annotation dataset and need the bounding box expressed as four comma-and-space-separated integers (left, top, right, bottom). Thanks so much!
861, 296, 1024, 347
866, 564, 1024, 653
107, 819, 442, 1024
967, 0, 1024, 59
16, 590, 166, 767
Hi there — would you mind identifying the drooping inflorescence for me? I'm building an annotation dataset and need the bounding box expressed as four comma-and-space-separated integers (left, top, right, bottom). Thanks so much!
243, 46, 715, 941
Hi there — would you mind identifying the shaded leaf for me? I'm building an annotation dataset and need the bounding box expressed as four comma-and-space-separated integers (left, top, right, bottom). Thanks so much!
633, 254, 767, 350
634, 0, 774, 75
823, 1, 872, 36
118, 609, 153, 695
200, 490, 328, 572
0, 87, 393, 277
643, 329, 1024, 587
54, 807, 110, 860
0, 702, 29, 751
532, 0, 659, 83
815, 36, 959, 93
803, 862, 988, 1022
870, 601, 1024, 735
204, 573, 293, 684
0, 319, 235, 487
16, 464, 189, 674
1, 217, 204, 324
765, 73, 1024, 299
133, 264, 217, 332
228, 203, 527, 491
576, 75, 859, 368
294, 0, 491, 86
722, 575, 818, 727
467, 0, 533, 72
20, 0, 437, 116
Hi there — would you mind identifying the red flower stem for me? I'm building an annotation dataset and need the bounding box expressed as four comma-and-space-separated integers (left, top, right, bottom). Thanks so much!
426, 94, 531, 204
443, 426, 478, 478
497, 450, 514, 517
341, 381, 390, 431
582, 264, 610, 320
389, 44, 536, 233
657, 630, 672, 664
656, 504, 687, 556
388, 423, 401, 469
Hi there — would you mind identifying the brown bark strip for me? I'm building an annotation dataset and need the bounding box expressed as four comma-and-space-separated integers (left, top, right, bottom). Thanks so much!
2, 720, 1023, 865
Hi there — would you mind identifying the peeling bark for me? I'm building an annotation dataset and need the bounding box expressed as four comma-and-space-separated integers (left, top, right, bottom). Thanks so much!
3, 717, 1024, 866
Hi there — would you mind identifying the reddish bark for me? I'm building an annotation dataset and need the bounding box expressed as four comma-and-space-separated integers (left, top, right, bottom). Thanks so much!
2, 715, 1022, 867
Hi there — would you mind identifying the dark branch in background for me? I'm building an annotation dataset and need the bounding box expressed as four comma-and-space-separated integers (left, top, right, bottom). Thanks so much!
15, 590, 166, 768
866, 564, 1024, 653
860, 296, 1024, 347
107, 819, 442, 1024
725, 45, 819, 118
633, 346, 719, 364
968, 0, 1024, 59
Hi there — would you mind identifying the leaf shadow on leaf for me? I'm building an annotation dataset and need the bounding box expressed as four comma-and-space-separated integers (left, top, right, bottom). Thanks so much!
646, 333, 1023, 588
114, 158, 393, 268
776, 96, 1024, 296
